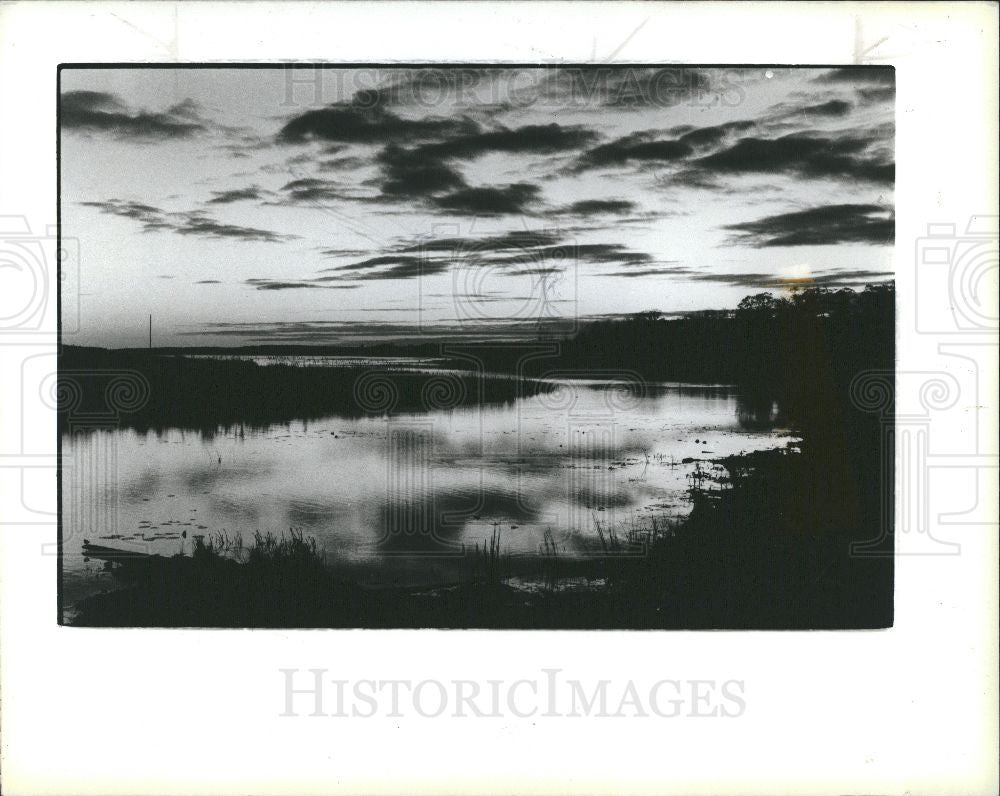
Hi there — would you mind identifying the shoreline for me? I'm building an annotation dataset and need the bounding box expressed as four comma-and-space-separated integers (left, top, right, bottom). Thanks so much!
68, 434, 889, 630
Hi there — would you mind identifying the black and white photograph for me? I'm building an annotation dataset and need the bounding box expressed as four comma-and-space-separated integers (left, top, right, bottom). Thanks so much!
1, 3, 996, 795
58, 64, 895, 629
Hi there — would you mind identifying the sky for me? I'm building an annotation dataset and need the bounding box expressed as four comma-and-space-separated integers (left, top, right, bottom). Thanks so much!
59, 66, 894, 348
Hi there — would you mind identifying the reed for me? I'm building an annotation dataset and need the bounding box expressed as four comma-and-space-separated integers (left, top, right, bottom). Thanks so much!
472, 525, 509, 586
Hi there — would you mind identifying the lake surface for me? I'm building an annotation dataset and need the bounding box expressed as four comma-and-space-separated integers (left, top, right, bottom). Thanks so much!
182, 354, 450, 368
60, 364, 794, 618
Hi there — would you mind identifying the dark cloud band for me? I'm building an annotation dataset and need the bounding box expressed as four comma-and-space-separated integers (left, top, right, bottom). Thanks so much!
723, 204, 894, 247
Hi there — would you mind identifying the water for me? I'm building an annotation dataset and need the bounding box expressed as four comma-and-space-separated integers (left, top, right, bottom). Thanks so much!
60, 367, 793, 617
181, 353, 449, 368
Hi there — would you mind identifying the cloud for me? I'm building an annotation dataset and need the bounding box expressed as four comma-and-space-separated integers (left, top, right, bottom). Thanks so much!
601, 265, 681, 278
318, 155, 368, 172
321, 232, 650, 286
478, 242, 651, 268
415, 123, 598, 160
276, 177, 347, 203
541, 67, 715, 109
431, 183, 541, 215
376, 144, 468, 199
278, 102, 477, 144
347, 260, 452, 280
195, 279, 222, 284
207, 186, 265, 204
370, 123, 593, 203
814, 67, 894, 85
245, 278, 361, 291
174, 212, 295, 242
317, 253, 452, 282
856, 86, 895, 105
571, 243, 651, 264
682, 268, 894, 289
323, 260, 452, 282
503, 266, 565, 277
447, 293, 567, 305
723, 204, 894, 247
763, 98, 854, 122
82, 199, 295, 243
348, 68, 510, 110
249, 281, 324, 290
61, 90, 206, 139
319, 247, 371, 257
574, 131, 693, 171
601, 263, 893, 288
558, 199, 637, 216
526, 243, 649, 265
608, 68, 713, 108
312, 228, 647, 283
563, 84, 892, 187
692, 133, 894, 184
665, 170, 728, 190
395, 230, 563, 254
166, 98, 205, 121
80, 200, 162, 225
798, 99, 852, 117
569, 90, 889, 182
674, 120, 756, 149
322, 255, 424, 273
62, 90, 123, 111
340, 68, 718, 118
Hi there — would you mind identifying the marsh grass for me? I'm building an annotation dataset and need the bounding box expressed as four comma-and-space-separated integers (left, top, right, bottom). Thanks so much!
58, 349, 554, 437
74, 527, 341, 627
196, 528, 323, 568
540, 527, 560, 593
469, 526, 510, 586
